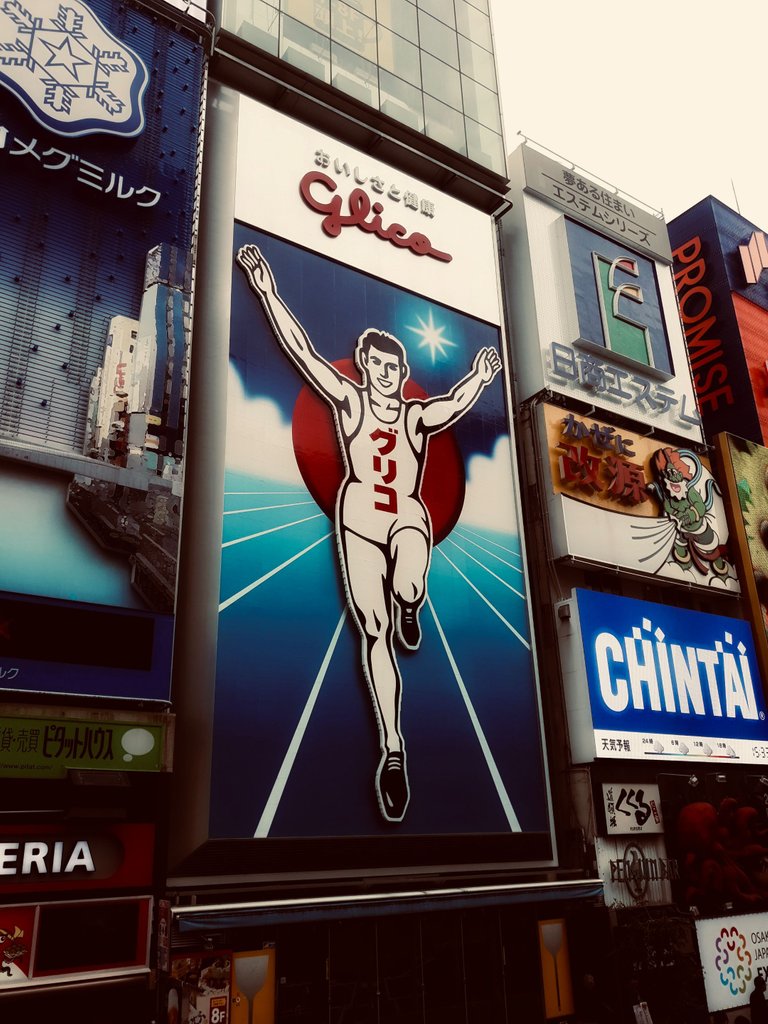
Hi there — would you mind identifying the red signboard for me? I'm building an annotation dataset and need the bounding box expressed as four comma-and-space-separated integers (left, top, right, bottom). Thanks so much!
0, 823, 154, 895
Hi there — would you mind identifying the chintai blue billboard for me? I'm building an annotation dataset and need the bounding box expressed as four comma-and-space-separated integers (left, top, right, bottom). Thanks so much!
559, 588, 768, 763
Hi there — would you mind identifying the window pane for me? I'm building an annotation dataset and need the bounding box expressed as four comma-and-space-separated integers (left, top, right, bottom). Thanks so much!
378, 916, 424, 1024
455, 0, 491, 50
329, 920, 377, 1024
461, 74, 500, 131
465, 116, 505, 173
277, 924, 329, 1023
280, 14, 331, 81
422, 914, 464, 1024
343, 0, 374, 15
424, 93, 466, 153
422, 53, 461, 110
463, 912, 505, 1024
377, 24, 421, 85
331, 0, 377, 60
458, 33, 496, 90
465, 0, 488, 12
377, 0, 417, 39
224, 0, 279, 52
418, 0, 455, 28
379, 69, 424, 131
282, 0, 329, 33
417, 10, 458, 67
332, 41, 378, 104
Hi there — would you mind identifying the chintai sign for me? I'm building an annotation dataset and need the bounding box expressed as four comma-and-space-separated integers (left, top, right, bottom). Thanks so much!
558, 589, 768, 763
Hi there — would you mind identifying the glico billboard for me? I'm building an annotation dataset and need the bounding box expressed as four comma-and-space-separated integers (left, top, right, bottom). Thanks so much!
208, 95, 553, 856
557, 589, 768, 764
669, 197, 768, 445
0, 0, 205, 701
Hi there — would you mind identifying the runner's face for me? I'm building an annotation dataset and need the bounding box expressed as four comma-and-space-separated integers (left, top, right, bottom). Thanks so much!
364, 345, 404, 397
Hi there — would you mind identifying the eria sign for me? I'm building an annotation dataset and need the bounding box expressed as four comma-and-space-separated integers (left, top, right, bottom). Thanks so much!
0, 0, 149, 138
0, 823, 154, 895
558, 589, 768, 763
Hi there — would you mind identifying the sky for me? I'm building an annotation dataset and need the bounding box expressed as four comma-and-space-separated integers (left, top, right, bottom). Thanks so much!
490, 1, 768, 232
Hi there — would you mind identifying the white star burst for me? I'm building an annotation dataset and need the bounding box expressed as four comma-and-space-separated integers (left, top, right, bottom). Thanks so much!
406, 311, 456, 364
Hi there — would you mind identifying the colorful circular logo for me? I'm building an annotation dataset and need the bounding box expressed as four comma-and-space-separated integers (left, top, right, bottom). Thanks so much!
715, 927, 753, 995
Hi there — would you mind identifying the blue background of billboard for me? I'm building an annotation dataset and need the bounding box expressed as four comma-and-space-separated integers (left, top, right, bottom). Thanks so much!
209, 225, 551, 840
668, 197, 764, 443
575, 587, 768, 741
0, 0, 203, 701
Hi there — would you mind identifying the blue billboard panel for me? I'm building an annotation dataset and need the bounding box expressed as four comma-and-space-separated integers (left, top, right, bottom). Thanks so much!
209, 226, 551, 839
0, 0, 205, 701
571, 588, 768, 763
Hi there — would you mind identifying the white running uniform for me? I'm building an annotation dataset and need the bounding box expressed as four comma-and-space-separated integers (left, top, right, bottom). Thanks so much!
337, 390, 431, 548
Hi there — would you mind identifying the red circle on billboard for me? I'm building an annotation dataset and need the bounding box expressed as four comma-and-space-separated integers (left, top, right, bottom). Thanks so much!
292, 358, 465, 544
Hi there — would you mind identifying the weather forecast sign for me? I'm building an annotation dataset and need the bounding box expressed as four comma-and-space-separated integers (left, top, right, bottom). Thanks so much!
696, 913, 768, 1012
209, 224, 549, 840
562, 589, 768, 763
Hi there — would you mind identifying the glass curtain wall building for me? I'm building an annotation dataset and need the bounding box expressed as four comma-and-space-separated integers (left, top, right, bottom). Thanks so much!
221, 0, 505, 174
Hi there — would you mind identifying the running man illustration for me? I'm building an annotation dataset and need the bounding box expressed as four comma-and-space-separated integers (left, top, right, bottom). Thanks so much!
237, 244, 501, 822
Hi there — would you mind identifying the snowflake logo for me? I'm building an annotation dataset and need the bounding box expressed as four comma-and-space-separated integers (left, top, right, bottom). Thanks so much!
0, 0, 148, 137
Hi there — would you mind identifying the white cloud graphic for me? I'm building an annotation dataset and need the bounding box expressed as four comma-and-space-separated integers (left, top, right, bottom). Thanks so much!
225, 362, 304, 485
459, 435, 520, 535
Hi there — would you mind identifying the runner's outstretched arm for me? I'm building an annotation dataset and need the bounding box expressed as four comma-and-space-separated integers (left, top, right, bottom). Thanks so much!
420, 347, 501, 432
237, 244, 351, 406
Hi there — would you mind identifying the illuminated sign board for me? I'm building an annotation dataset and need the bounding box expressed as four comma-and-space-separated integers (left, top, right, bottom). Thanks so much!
715, 433, 768, 689
669, 197, 768, 445
696, 912, 768, 1013
539, 402, 739, 591
519, 145, 671, 262
595, 835, 676, 907
564, 219, 672, 374
0, 0, 205, 701
234, 97, 499, 324
0, 823, 154, 895
504, 145, 702, 441
0, 0, 148, 138
0, 896, 151, 988
558, 588, 768, 763
0, 704, 171, 778
601, 782, 663, 835
207, 96, 552, 853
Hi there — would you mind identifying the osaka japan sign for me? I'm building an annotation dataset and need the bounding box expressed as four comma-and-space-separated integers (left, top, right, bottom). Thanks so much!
559, 589, 768, 763
696, 913, 768, 1013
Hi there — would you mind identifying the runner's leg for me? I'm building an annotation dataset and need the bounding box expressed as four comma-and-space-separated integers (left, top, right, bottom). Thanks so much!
391, 526, 430, 650
339, 529, 409, 821
339, 530, 402, 755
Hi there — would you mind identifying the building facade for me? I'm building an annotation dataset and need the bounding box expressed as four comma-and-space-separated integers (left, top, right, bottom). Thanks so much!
0, 0, 207, 1017
163, 2, 604, 1023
